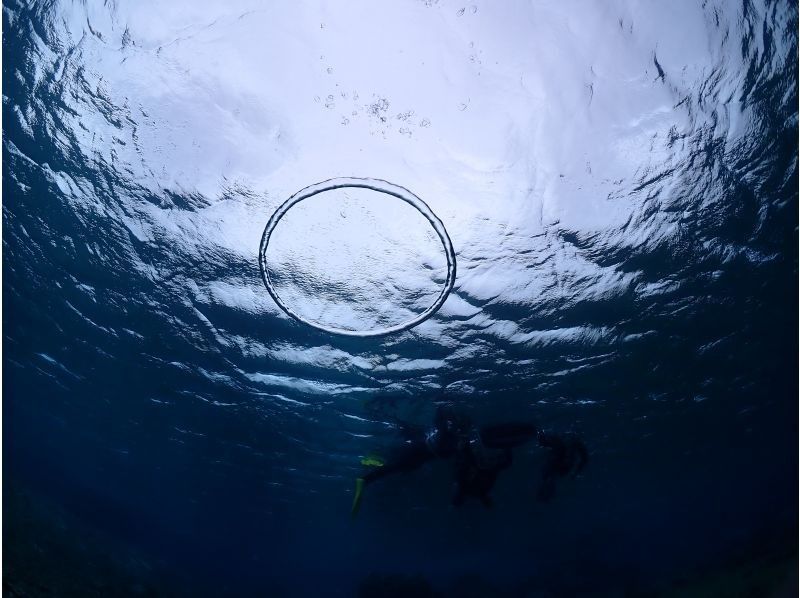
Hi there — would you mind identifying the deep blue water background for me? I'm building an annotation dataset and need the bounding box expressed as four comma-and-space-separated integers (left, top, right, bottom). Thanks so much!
3, 0, 798, 596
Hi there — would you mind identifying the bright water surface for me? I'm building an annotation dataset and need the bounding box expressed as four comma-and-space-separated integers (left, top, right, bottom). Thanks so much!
3, 0, 798, 596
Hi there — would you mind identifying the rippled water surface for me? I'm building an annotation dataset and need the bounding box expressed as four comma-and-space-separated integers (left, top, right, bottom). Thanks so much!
3, 0, 798, 596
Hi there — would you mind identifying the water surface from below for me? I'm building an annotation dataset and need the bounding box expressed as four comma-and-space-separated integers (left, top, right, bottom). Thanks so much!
3, 0, 797, 595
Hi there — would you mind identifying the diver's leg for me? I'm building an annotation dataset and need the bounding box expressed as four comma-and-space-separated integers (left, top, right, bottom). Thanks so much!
478, 468, 502, 508
536, 432, 566, 502
362, 442, 434, 485
570, 437, 589, 474
540, 432, 588, 475
352, 442, 434, 517
536, 432, 588, 502
352, 468, 394, 517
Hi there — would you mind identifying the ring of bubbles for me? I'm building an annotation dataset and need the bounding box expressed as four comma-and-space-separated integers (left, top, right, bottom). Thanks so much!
259, 177, 457, 337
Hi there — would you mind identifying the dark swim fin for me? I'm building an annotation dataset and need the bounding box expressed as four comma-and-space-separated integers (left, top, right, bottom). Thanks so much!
350, 478, 365, 518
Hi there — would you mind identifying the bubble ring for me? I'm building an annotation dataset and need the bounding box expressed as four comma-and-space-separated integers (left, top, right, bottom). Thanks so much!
259, 177, 457, 337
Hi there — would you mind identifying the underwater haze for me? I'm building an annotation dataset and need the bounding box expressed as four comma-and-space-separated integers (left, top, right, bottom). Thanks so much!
3, 0, 798, 596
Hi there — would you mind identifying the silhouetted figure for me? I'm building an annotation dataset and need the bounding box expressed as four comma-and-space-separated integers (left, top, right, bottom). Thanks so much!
350, 406, 588, 515
536, 431, 589, 502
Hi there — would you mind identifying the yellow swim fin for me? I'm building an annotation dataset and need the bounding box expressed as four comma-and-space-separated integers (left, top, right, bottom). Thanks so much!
360, 453, 384, 467
351, 477, 365, 518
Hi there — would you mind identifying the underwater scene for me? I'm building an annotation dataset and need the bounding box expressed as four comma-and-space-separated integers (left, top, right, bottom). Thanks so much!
3, 0, 798, 596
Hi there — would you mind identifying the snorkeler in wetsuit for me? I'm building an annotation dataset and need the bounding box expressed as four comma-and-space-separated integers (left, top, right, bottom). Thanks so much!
350, 406, 471, 514
350, 406, 588, 515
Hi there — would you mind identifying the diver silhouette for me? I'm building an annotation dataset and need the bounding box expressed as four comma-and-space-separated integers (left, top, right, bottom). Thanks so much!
350, 405, 588, 515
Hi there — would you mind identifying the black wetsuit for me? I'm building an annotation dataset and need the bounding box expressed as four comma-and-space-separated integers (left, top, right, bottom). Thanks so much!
362, 417, 537, 483
360, 409, 586, 504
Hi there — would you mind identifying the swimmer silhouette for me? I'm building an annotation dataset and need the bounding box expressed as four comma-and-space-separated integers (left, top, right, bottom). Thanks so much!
350, 405, 588, 516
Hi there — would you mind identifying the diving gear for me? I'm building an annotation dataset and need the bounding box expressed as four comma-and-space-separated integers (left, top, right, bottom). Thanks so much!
351, 477, 365, 518
361, 454, 385, 467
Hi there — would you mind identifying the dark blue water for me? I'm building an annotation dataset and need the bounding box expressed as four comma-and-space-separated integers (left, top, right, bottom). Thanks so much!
3, 0, 798, 596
